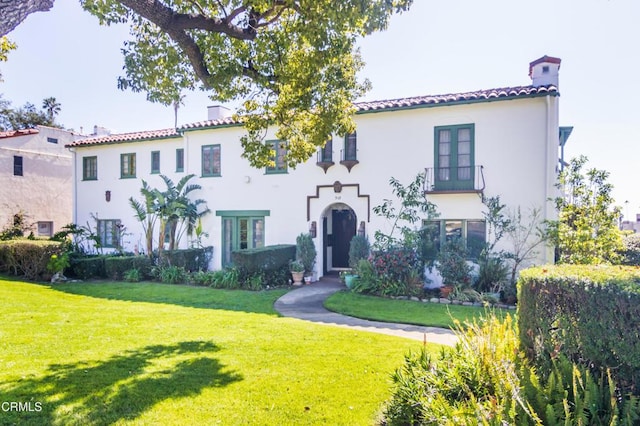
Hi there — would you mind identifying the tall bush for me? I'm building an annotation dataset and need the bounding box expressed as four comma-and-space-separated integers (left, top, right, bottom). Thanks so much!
295, 233, 316, 275
348, 234, 370, 268
518, 265, 640, 393
0, 240, 63, 280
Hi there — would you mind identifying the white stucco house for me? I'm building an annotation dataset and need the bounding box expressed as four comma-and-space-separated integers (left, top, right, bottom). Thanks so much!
0, 125, 81, 237
66, 56, 568, 276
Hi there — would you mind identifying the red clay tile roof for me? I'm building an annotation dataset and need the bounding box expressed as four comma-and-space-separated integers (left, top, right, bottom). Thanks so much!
355, 85, 558, 112
66, 128, 180, 147
0, 128, 39, 139
66, 84, 558, 146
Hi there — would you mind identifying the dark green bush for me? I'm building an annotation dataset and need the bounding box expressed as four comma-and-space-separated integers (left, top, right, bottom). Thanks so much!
383, 313, 640, 425
232, 244, 295, 288
0, 240, 63, 280
68, 256, 106, 280
160, 247, 213, 272
104, 256, 154, 280
518, 265, 640, 394
348, 234, 370, 268
156, 265, 190, 284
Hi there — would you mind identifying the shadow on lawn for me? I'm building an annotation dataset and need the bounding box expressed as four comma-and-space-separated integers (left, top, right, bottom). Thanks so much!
43, 280, 288, 316
0, 340, 242, 425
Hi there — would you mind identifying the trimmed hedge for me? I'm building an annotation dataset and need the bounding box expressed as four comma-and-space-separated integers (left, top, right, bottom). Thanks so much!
232, 244, 295, 287
518, 265, 640, 393
160, 247, 213, 272
104, 256, 154, 280
0, 240, 63, 280
68, 256, 106, 280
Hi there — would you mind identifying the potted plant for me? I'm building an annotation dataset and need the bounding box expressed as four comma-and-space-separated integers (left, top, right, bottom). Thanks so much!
290, 260, 305, 286
296, 233, 317, 281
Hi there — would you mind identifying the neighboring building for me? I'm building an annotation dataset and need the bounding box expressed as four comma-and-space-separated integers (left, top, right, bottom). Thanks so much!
67, 56, 567, 276
621, 214, 640, 233
0, 126, 81, 237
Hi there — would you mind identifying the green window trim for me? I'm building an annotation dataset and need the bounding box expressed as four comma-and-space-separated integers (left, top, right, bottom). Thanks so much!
218, 211, 268, 267
151, 151, 160, 174
176, 148, 184, 172
320, 138, 333, 162
82, 156, 98, 181
434, 124, 475, 191
202, 144, 221, 177
120, 153, 136, 179
343, 132, 357, 161
265, 140, 288, 174
97, 219, 122, 249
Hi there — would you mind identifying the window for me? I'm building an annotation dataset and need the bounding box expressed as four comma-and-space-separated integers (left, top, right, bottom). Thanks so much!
320, 138, 333, 162
344, 132, 357, 161
37, 221, 53, 237
434, 124, 474, 191
97, 219, 121, 248
202, 145, 221, 176
151, 151, 160, 174
13, 156, 23, 176
82, 156, 97, 180
47, 137, 58, 144
176, 148, 184, 172
217, 210, 269, 267
266, 140, 287, 174
120, 153, 136, 178
423, 219, 486, 260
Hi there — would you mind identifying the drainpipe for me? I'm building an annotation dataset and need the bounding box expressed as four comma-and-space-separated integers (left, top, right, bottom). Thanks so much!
69, 146, 78, 225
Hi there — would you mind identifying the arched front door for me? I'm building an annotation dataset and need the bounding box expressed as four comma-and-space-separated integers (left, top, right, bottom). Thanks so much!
322, 203, 356, 273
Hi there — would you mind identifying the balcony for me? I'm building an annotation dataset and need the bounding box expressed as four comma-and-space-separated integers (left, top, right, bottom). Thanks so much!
424, 165, 485, 194
339, 149, 359, 172
316, 151, 335, 173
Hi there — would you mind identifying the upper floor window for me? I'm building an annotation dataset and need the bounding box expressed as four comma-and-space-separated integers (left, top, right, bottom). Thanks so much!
120, 153, 136, 179
176, 148, 184, 172
320, 138, 333, 162
434, 124, 474, 191
344, 132, 357, 161
202, 144, 221, 176
151, 151, 160, 174
83, 156, 97, 180
47, 137, 58, 144
13, 156, 23, 176
266, 140, 287, 174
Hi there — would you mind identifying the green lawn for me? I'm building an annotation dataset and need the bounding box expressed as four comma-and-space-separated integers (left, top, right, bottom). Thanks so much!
324, 291, 510, 329
0, 279, 431, 425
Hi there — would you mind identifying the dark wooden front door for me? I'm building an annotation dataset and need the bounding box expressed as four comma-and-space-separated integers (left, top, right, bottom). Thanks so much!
332, 209, 356, 268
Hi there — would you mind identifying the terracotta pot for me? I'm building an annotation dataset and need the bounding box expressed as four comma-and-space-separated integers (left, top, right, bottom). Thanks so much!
439, 285, 453, 298
291, 271, 304, 286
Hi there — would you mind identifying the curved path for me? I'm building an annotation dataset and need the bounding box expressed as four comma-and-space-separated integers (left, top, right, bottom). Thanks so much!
274, 277, 457, 346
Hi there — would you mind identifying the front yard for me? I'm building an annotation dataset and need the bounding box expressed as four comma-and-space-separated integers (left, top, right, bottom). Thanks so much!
0, 278, 430, 425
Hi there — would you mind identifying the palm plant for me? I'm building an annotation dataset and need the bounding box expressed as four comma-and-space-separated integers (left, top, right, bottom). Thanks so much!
42, 97, 61, 121
129, 180, 159, 256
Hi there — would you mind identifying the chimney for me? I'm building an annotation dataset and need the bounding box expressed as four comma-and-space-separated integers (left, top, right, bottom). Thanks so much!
207, 105, 232, 121
529, 55, 561, 87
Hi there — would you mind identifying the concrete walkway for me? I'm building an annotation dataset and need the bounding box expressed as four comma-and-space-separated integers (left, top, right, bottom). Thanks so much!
274, 277, 457, 346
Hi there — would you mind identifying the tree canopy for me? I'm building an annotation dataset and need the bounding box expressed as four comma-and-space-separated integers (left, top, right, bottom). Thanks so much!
77, 0, 413, 167
0, 96, 62, 131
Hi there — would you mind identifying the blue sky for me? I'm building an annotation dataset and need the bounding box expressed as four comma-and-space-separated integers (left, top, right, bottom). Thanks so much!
2, 0, 639, 218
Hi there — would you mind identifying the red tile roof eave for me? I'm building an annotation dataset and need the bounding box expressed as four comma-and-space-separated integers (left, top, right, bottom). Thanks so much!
65, 130, 181, 148
0, 128, 40, 139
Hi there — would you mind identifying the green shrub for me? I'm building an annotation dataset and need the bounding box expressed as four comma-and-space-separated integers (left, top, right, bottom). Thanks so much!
296, 233, 316, 275
159, 247, 213, 272
68, 256, 106, 280
156, 265, 189, 284
436, 239, 472, 287
232, 244, 295, 288
123, 268, 141, 282
383, 313, 640, 425
0, 240, 63, 280
475, 255, 509, 293
351, 258, 379, 294
369, 247, 423, 296
348, 234, 370, 269
104, 256, 154, 280
518, 265, 640, 394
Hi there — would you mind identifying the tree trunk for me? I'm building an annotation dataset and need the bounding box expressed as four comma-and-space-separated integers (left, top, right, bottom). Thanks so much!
1, 0, 54, 36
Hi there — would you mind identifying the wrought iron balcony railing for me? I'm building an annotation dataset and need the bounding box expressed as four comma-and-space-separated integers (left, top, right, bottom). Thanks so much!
424, 165, 485, 194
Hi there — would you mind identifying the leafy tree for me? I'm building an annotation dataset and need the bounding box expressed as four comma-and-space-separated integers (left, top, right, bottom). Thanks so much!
0, 98, 61, 130
77, 0, 413, 168
548, 155, 623, 264
0, 36, 16, 61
